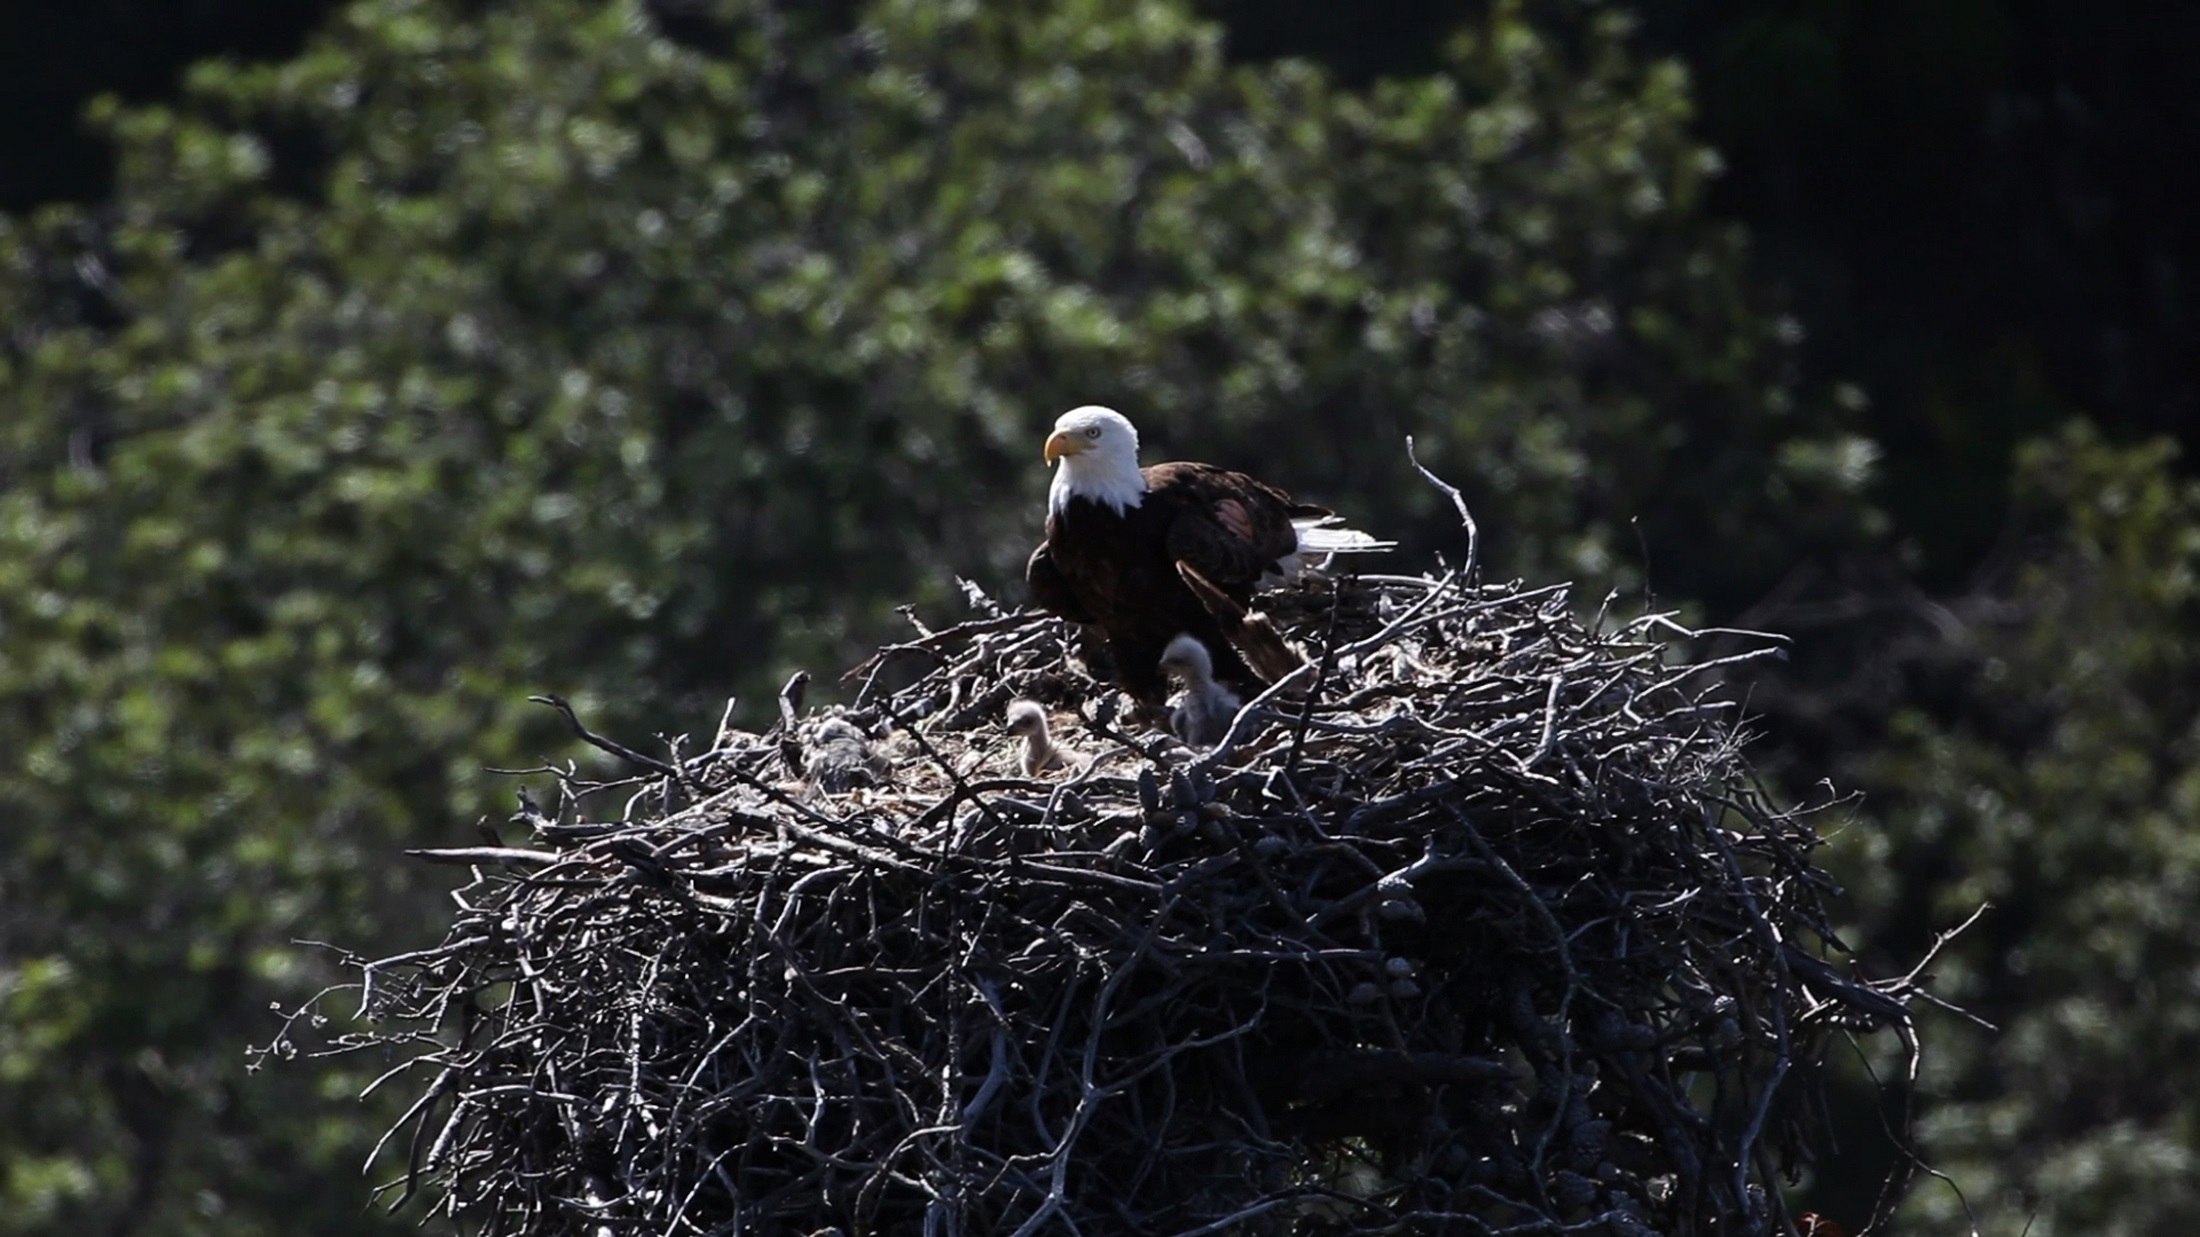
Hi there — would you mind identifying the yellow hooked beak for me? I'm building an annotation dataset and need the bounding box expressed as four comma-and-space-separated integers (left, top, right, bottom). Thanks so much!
1044, 429, 1088, 465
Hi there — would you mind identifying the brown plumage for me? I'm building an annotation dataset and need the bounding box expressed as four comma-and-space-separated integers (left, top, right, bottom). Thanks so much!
1175, 561, 1308, 685
1026, 406, 1388, 707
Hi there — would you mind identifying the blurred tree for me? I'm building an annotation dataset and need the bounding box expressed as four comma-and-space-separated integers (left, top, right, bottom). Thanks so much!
1809, 425, 2200, 1235
1202, 0, 2200, 585
11, 1, 2195, 587
0, 0, 1874, 1231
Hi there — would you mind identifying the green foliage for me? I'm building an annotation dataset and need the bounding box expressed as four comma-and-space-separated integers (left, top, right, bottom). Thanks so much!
0, 0, 1874, 1231
1828, 425, 2200, 1235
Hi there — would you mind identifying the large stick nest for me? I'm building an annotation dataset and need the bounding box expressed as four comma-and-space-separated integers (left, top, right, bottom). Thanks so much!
284, 558, 1940, 1237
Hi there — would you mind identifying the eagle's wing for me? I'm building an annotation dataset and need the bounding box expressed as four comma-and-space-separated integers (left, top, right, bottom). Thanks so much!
1025, 542, 1093, 622
1176, 561, 1306, 684
1152, 463, 1301, 593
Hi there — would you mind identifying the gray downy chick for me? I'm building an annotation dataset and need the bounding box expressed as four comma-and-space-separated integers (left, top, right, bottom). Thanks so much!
1159, 633, 1241, 747
806, 717, 890, 792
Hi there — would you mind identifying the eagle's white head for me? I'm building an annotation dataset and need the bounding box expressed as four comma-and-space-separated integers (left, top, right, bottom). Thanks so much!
1044, 405, 1146, 516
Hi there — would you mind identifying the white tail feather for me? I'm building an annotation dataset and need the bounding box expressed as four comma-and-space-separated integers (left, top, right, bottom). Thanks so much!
1270, 517, 1394, 582
1291, 518, 1396, 555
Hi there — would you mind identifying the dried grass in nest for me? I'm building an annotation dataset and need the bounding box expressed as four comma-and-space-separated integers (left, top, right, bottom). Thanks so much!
277, 547, 1950, 1236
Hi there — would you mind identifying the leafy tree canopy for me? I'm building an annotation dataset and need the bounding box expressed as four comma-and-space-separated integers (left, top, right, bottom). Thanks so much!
2, 0, 1877, 1231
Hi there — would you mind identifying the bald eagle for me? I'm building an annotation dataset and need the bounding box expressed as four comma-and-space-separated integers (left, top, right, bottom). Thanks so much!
1025, 406, 1390, 706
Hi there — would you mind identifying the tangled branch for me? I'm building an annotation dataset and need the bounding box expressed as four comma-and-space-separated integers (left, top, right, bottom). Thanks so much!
275, 561, 1948, 1236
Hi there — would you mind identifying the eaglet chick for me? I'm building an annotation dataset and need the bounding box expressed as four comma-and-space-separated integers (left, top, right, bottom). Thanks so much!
1159, 633, 1242, 747
1004, 700, 1083, 777
805, 717, 891, 792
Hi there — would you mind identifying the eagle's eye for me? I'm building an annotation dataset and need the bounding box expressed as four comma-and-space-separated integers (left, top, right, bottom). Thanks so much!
1085, 426, 1101, 439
